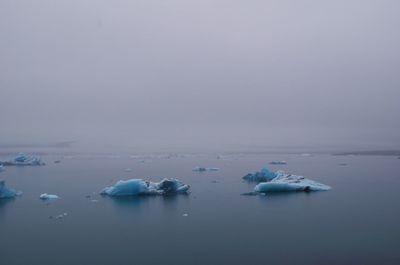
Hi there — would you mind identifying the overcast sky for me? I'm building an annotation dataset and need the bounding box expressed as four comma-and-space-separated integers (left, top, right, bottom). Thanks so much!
1, 0, 399, 152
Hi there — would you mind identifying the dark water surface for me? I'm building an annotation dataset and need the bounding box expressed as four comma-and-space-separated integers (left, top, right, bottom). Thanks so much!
1, 153, 399, 265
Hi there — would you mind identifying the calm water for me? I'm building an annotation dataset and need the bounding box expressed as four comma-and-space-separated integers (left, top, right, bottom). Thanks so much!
1, 153, 399, 265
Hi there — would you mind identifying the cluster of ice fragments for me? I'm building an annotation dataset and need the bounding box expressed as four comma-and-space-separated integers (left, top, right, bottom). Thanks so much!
1, 150, 332, 205
0, 153, 45, 166
243, 167, 330, 193
0, 180, 21, 199
101, 178, 190, 196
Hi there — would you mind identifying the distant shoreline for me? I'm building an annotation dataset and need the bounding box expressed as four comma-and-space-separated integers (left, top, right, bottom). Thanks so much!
333, 150, 400, 156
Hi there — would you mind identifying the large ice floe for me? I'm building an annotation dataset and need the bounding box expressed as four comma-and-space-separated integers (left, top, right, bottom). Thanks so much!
1, 153, 45, 166
101, 178, 190, 196
243, 167, 330, 193
0, 180, 21, 199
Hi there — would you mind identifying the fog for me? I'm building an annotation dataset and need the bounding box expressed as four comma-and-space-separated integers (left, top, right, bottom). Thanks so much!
1, 0, 399, 152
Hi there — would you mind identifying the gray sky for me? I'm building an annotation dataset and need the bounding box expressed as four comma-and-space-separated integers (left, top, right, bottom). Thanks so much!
1, 0, 399, 152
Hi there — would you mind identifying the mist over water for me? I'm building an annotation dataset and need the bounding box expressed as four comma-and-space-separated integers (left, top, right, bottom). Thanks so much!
2, 3, 400, 264
1, 0, 400, 152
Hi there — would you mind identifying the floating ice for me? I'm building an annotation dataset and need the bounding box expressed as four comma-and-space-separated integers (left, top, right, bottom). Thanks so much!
40, 193, 60, 200
243, 167, 281, 182
124, 168, 132, 172
49, 212, 68, 220
254, 173, 331, 193
101, 178, 190, 196
0, 164, 4, 172
192, 167, 219, 172
0, 180, 21, 199
1, 153, 45, 166
269, 161, 287, 165
243, 167, 330, 194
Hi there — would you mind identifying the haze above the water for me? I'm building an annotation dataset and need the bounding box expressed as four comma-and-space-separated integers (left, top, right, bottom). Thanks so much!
1, 0, 399, 152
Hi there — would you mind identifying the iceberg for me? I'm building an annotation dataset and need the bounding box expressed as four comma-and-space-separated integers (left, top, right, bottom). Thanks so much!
254, 173, 331, 193
243, 167, 281, 182
0, 180, 21, 199
192, 167, 219, 172
39, 193, 60, 200
243, 167, 330, 194
101, 178, 190, 196
1, 153, 45, 166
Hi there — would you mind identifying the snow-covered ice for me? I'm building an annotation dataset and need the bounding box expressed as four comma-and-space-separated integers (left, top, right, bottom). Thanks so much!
244, 167, 330, 194
0, 180, 21, 199
40, 193, 60, 200
101, 178, 190, 196
253, 171, 331, 193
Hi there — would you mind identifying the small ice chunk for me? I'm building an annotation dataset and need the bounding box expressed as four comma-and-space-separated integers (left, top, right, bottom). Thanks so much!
0, 165, 4, 172
269, 161, 287, 165
182, 213, 188, 217
55, 213, 67, 220
15, 153, 27, 162
101, 178, 190, 197
40, 193, 60, 200
254, 174, 331, 193
192, 167, 219, 172
124, 168, 132, 172
0, 180, 21, 199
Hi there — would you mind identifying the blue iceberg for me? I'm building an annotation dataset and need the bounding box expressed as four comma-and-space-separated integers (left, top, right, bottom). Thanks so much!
243, 167, 280, 182
101, 178, 190, 196
0, 180, 21, 199
1, 153, 45, 166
